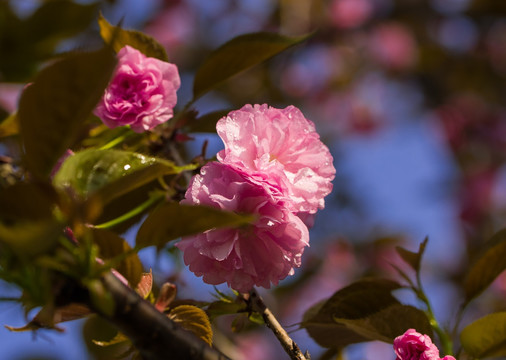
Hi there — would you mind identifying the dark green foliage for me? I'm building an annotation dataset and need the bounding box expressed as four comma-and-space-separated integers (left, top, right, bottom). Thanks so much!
91, 228, 143, 288
136, 203, 256, 249
19, 46, 116, 178
193, 32, 311, 100
0, 1, 98, 81
302, 278, 431, 348
396, 237, 428, 273
463, 229, 506, 304
186, 109, 232, 133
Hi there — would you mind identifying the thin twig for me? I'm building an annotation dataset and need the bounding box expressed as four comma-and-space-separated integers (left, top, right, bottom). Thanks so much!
244, 288, 308, 360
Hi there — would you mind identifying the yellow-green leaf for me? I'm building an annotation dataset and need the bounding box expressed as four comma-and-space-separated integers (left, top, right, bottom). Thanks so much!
98, 13, 168, 62
461, 312, 506, 358
169, 305, 213, 346
0, 112, 19, 138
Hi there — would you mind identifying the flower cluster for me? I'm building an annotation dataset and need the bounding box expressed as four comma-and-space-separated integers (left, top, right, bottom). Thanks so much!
394, 329, 456, 360
177, 104, 335, 292
95, 45, 180, 133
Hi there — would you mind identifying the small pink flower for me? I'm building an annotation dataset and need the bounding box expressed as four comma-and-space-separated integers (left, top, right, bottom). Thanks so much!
176, 162, 309, 293
216, 104, 335, 214
94, 45, 180, 133
394, 329, 453, 360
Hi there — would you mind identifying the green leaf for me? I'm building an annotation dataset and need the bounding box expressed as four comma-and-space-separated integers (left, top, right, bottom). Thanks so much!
193, 32, 311, 99
334, 304, 433, 344
136, 203, 256, 249
301, 279, 402, 348
18, 46, 117, 178
91, 228, 143, 288
0, 220, 63, 259
463, 229, 506, 303
54, 149, 194, 203
395, 237, 428, 273
186, 109, 231, 133
98, 13, 169, 62
461, 312, 506, 358
168, 305, 213, 346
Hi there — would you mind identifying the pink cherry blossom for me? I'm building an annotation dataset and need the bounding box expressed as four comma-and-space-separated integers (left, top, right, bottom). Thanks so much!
94, 45, 180, 133
176, 162, 309, 293
216, 104, 335, 214
393, 329, 455, 360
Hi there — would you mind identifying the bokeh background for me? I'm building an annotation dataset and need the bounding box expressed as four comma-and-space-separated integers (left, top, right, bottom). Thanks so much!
1, 0, 506, 359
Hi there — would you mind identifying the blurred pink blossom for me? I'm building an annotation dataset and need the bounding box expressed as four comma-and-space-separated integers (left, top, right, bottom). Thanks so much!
176, 162, 309, 293
0, 83, 23, 113
144, 1, 196, 54
393, 329, 455, 360
94, 45, 180, 133
329, 0, 373, 29
217, 104, 335, 214
369, 23, 417, 70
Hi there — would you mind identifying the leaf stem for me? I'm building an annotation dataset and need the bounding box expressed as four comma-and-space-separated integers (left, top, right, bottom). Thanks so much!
94, 193, 164, 229
415, 272, 453, 356
243, 288, 309, 360
99, 128, 134, 150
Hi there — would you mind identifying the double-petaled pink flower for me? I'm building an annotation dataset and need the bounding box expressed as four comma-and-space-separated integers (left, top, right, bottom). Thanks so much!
394, 329, 456, 360
217, 104, 335, 214
95, 45, 180, 133
177, 162, 309, 293
177, 104, 335, 292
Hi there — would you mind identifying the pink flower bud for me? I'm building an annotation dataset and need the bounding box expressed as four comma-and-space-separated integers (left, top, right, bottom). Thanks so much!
394, 329, 454, 360
94, 46, 180, 133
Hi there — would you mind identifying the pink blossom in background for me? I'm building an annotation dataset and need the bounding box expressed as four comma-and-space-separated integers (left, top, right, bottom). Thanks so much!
329, 0, 373, 29
176, 162, 309, 293
0, 83, 23, 113
144, 1, 196, 54
216, 104, 335, 214
369, 23, 417, 70
94, 45, 180, 133
393, 329, 455, 360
